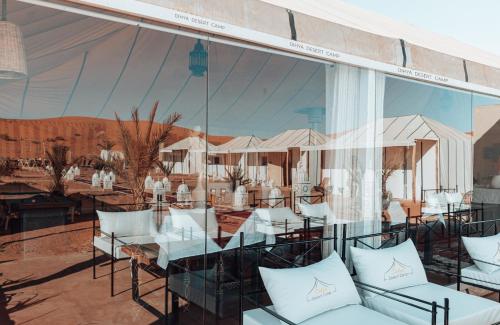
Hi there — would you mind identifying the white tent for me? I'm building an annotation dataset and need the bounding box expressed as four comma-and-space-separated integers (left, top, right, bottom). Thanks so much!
214, 135, 263, 153
160, 136, 216, 174
258, 128, 328, 152
316, 115, 472, 200
211, 135, 264, 180
255, 128, 328, 186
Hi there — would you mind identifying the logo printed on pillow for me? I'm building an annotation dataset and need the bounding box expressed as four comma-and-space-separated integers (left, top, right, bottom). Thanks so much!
306, 277, 336, 302
384, 258, 413, 281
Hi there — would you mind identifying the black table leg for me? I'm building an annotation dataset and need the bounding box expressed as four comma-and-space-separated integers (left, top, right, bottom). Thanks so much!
423, 224, 433, 265
131, 258, 139, 302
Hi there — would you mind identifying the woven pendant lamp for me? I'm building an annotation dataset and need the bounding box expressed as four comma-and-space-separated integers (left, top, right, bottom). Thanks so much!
0, 0, 27, 79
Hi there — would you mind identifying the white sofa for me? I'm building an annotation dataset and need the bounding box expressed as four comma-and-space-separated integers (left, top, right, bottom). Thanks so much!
94, 209, 158, 259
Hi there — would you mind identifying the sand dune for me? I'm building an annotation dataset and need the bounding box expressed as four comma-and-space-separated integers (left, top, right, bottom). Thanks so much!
0, 116, 232, 159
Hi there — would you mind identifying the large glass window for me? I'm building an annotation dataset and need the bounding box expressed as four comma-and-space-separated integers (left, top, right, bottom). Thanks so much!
2, 1, 498, 324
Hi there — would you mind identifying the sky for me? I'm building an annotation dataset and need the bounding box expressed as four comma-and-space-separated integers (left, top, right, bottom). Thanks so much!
344, 0, 500, 56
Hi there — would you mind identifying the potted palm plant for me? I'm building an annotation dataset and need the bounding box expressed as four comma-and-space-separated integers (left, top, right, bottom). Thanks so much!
45, 143, 81, 195
115, 101, 181, 210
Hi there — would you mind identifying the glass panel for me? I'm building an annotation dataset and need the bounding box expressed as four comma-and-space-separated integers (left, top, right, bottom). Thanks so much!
472, 93, 500, 219
381, 76, 473, 272
0, 2, 208, 322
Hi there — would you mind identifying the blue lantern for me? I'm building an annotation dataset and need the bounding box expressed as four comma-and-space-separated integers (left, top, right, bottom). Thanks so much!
189, 39, 208, 77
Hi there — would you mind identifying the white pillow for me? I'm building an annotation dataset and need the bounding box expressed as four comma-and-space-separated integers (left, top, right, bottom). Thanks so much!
298, 202, 329, 219
350, 239, 427, 296
255, 207, 300, 224
259, 252, 361, 324
445, 192, 463, 205
462, 233, 500, 274
97, 209, 155, 237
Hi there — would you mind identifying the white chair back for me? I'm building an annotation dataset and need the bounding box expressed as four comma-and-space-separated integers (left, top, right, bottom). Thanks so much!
96, 209, 156, 237
387, 201, 407, 225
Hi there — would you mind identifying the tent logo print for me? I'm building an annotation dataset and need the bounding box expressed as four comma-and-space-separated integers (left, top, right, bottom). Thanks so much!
384, 258, 413, 281
306, 277, 336, 302
493, 242, 500, 264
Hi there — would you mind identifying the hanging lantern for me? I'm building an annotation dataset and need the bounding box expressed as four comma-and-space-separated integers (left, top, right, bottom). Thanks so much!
0, 1, 27, 79
189, 39, 207, 77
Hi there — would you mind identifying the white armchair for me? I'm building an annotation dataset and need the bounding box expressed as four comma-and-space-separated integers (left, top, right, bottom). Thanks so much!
93, 209, 158, 259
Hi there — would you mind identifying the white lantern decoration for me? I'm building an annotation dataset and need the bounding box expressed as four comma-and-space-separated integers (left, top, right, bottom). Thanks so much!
153, 179, 165, 203
108, 170, 116, 183
162, 177, 171, 192
103, 174, 113, 190
99, 169, 106, 182
74, 166, 80, 177
233, 185, 248, 211
91, 172, 100, 187
144, 174, 154, 190
269, 186, 283, 208
176, 182, 192, 204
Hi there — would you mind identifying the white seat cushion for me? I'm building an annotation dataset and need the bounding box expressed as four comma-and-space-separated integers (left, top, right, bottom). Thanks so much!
93, 235, 156, 259
243, 304, 406, 325
462, 265, 500, 290
363, 282, 500, 325
298, 202, 329, 219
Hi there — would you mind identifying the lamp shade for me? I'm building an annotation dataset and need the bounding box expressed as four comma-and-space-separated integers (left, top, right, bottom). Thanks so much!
0, 21, 27, 79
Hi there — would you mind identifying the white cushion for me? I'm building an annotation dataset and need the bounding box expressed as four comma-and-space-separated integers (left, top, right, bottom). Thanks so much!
169, 207, 219, 234
462, 233, 500, 274
387, 201, 407, 225
363, 282, 500, 325
243, 304, 406, 325
93, 235, 156, 258
96, 209, 156, 237
298, 202, 329, 219
446, 192, 463, 205
350, 239, 428, 296
427, 192, 447, 209
462, 264, 500, 290
259, 252, 361, 324
255, 207, 300, 223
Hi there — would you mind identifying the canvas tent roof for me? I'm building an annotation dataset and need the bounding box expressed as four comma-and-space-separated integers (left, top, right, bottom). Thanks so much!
0, 0, 325, 138
213, 135, 263, 153
257, 128, 327, 152
67, 0, 500, 90
262, 0, 500, 70
306, 114, 471, 150
160, 136, 216, 153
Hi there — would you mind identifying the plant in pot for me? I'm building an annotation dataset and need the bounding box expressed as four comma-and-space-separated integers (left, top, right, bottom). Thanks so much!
45, 144, 81, 196
225, 165, 250, 192
115, 101, 181, 210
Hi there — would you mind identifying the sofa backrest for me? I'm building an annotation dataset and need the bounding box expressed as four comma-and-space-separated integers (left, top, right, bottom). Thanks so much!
96, 209, 155, 237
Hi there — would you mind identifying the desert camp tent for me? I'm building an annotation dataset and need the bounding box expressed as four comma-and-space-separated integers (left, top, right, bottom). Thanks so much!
256, 128, 328, 186
160, 136, 216, 174
315, 115, 472, 200
211, 135, 264, 180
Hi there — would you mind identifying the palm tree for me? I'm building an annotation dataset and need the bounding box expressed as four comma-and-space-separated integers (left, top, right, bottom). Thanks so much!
46, 144, 80, 195
115, 101, 181, 209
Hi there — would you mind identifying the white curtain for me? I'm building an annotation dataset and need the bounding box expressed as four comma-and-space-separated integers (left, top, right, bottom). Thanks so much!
323, 64, 385, 264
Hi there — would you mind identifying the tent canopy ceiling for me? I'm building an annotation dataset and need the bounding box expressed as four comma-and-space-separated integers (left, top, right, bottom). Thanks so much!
0, 0, 325, 139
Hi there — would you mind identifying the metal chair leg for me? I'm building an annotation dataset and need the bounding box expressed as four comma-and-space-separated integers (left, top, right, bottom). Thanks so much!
111, 232, 115, 297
